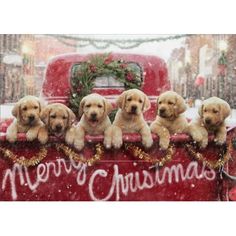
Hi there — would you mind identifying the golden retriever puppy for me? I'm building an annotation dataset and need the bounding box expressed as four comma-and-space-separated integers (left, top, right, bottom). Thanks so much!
6, 95, 44, 143
150, 91, 188, 150
38, 103, 76, 144
66, 93, 113, 150
188, 97, 231, 148
104, 89, 153, 149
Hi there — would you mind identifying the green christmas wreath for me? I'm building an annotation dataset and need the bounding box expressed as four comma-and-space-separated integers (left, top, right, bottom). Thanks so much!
69, 53, 142, 118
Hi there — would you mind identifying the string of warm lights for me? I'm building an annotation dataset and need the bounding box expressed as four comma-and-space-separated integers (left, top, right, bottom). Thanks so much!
47, 34, 192, 49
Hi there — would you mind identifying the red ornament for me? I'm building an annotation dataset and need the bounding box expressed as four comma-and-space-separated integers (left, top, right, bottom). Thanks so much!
89, 64, 97, 73
104, 55, 113, 65
126, 72, 134, 81
194, 75, 205, 87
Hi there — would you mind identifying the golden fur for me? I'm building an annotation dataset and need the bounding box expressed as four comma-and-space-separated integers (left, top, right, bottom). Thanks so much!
6, 95, 44, 142
66, 93, 113, 150
188, 97, 231, 148
150, 91, 188, 150
104, 89, 153, 149
38, 103, 76, 144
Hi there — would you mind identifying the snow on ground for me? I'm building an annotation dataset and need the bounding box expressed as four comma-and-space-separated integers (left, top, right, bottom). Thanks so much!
1, 103, 236, 126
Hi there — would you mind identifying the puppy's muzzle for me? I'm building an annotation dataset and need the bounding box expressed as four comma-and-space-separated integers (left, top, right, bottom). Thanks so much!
55, 124, 62, 132
159, 108, 166, 117
131, 105, 137, 114
28, 115, 35, 124
204, 118, 212, 125
90, 113, 98, 121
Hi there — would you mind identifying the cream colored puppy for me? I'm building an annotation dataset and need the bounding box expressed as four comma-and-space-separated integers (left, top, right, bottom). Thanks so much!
188, 97, 231, 148
38, 103, 76, 144
6, 95, 44, 143
150, 91, 188, 150
104, 89, 153, 149
66, 93, 113, 150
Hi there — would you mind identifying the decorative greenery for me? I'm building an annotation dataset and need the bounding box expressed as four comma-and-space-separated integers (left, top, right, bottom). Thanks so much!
69, 53, 142, 117
218, 52, 227, 65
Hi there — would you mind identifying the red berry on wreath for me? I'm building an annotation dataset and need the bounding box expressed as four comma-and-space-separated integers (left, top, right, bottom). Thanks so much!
89, 64, 97, 73
120, 63, 127, 69
126, 72, 134, 81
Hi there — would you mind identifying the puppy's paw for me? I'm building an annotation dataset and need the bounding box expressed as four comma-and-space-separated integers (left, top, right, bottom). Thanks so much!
191, 132, 203, 143
6, 133, 17, 143
65, 133, 75, 146
214, 136, 226, 145
74, 140, 84, 151
38, 132, 48, 144
104, 137, 112, 149
26, 130, 37, 141
142, 136, 153, 149
199, 138, 208, 149
159, 138, 170, 150
112, 136, 123, 149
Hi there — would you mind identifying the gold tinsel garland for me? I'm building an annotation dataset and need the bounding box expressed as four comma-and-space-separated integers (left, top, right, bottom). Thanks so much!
185, 142, 232, 169
0, 146, 47, 167
124, 143, 174, 167
55, 143, 104, 166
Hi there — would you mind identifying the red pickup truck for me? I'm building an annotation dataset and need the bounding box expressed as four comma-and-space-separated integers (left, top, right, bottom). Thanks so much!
0, 53, 236, 201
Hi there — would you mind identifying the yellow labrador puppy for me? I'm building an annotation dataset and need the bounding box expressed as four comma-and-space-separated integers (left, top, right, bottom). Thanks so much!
6, 95, 44, 143
66, 93, 113, 150
188, 97, 231, 148
104, 89, 153, 149
38, 103, 76, 144
150, 91, 188, 150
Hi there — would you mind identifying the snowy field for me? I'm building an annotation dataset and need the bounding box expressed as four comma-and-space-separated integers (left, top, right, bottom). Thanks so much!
1, 103, 236, 127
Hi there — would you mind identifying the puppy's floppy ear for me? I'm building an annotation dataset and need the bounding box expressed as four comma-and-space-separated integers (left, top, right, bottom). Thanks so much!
116, 91, 127, 109
40, 106, 51, 125
220, 101, 231, 120
103, 99, 113, 115
142, 94, 151, 112
12, 102, 20, 118
175, 94, 187, 115
66, 108, 76, 126
79, 97, 86, 117
198, 104, 204, 117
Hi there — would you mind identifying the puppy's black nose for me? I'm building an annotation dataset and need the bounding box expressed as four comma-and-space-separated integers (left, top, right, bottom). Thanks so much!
29, 115, 35, 122
91, 113, 97, 119
55, 124, 62, 131
205, 118, 211, 124
159, 108, 166, 114
131, 105, 137, 112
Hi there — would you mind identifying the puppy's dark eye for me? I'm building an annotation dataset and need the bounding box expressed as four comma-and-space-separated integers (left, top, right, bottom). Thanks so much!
168, 102, 174, 105
204, 109, 207, 112
62, 116, 67, 120
34, 106, 38, 109
159, 101, 162, 104
139, 99, 143, 103
50, 115, 56, 119
85, 104, 91, 108
213, 110, 219, 114
22, 107, 27, 111
98, 104, 103, 108
127, 98, 132, 102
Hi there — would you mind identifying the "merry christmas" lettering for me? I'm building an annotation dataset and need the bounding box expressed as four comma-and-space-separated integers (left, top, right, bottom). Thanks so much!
0, 158, 216, 200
